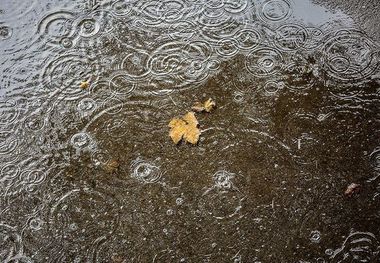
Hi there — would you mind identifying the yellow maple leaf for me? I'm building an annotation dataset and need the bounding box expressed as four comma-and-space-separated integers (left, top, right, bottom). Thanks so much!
168, 112, 200, 145
80, 80, 89, 89
191, 98, 216, 113
169, 118, 187, 144
182, 112, 198, 126
183, 125, 200, 144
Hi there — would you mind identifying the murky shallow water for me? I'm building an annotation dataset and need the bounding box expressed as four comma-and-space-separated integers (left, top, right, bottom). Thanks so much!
1, 0, 380, 262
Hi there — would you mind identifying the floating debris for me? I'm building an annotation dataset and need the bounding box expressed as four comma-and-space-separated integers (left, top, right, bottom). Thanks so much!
344, 183, 361, 197
79, 80, 90, 89
192, 98, 216, 113
103, 159, 120, 173
169, 112, 200, 145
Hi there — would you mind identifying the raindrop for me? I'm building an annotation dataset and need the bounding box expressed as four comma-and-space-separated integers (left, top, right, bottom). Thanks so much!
0, 26, 12, 40
70, 132, 92, 149
29, 218, 44, 230
310, 230, 321, 243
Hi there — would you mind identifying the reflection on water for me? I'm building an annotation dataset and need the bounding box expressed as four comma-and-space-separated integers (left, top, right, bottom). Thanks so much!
1, 0, 380, 262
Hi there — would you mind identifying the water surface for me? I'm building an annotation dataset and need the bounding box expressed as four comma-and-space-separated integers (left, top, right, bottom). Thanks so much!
1, 0, 380, 262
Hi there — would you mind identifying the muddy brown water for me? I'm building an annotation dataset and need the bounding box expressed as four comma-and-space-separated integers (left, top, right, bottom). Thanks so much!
1, 0, 380, 262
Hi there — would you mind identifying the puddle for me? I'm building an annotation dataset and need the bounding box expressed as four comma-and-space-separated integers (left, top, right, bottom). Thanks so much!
1, 0, 380, 262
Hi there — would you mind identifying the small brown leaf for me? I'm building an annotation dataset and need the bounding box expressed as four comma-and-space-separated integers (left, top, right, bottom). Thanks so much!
103, 159, 120, 173
168, 112, 200, 145
191, 98, 216, 113
204, 98, 216, 112
344, 183, 361, 197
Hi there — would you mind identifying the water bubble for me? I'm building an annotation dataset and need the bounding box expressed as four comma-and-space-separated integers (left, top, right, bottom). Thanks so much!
29, 218, 44, 230
83, 20, 95, 31
130, 158, 162, 184
69, 223, 78, 231
310, 230, 321, 243
70, 132, 92, 149
216, 38, 239, 57
79, 18, 100, 37
258, 0, 292, 22
176, 197, 184, 205
246, 47, 284, 77
0, 26, 12, 40
60, 37, 73, 48
207, 59, 221, 71
166, 209, 174, 216
234, 28, 261, 50
77, 98, 96, 116
111, 0, 133, 16
233, 91, 245, 103
264, 81, 282, 94
213, 170, 235, 190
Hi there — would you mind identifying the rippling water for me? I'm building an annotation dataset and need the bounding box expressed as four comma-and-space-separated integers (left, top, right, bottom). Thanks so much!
1, 0, 380, 262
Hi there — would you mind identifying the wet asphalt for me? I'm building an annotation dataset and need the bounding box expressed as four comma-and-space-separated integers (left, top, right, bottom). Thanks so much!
314, 0, 380, 41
